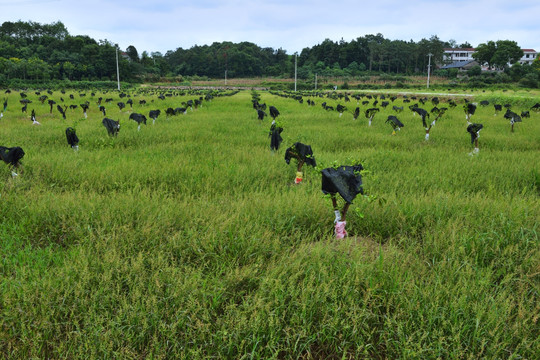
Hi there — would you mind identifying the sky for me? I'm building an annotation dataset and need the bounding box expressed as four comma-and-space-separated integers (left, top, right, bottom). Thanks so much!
2, 0, 540, 55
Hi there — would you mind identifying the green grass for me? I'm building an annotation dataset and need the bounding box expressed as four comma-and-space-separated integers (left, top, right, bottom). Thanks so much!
0, 88, 538, 359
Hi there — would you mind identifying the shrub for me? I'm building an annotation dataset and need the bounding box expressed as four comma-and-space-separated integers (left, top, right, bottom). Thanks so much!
518, 73, 539, 88
467, 65, 482, 76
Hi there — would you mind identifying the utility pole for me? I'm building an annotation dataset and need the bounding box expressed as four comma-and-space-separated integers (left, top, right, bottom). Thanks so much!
294, 52, 298, 92
116, 47, 120, 91
224, 49, 228, 86
427, 53, 433, 89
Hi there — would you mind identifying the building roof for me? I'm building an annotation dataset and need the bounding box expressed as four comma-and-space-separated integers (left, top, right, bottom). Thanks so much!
440, 60, 477, 69
444, 48, 536, 53
444, 48, 476, 52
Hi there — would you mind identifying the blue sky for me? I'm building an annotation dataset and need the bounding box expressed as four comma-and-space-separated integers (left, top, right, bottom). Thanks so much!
2, 0, 539, 55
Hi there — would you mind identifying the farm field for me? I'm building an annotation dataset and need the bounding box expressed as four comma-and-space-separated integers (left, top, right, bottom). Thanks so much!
0, 87, 539, 359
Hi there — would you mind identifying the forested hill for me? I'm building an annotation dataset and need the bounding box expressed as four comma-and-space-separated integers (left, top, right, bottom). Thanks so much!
0, 21, 122, 82
0, 20, 448, 81
0, 20, 538, 87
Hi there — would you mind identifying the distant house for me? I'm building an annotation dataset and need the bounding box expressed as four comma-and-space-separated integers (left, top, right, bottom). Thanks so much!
443, 48, 476, 62
120, 51, 131, 61
443, 48, 537, 69
520, 49, 537, 65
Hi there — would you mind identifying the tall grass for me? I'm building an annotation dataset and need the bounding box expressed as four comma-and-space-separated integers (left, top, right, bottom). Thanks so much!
0, 88, 538, 359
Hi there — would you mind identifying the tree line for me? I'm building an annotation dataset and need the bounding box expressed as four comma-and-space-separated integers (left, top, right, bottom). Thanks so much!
0, 20, 539, 87
160, 33, 452, 79
0, 21, 130, 83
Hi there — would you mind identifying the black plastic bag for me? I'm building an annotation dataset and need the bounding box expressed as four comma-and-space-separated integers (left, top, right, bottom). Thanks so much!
102, 117, 120, 136
0, 146, 25, 167
322, 164, 364, 203
284, 142, 316, 167
467, 123, 483, 143
65, 127, 79, 147
269, 122, 283, 151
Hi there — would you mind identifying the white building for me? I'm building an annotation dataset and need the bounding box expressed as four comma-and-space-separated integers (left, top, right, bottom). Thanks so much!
443, 48, 476, 62
443, 48, 537, 68
520, 49, 537, 65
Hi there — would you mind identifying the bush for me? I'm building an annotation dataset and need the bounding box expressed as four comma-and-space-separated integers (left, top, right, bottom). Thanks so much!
467, 65, 482, 76
448, 68, 459, 78
518, 73, 539, 88
469, 78, 486, 88
433, 69, 448, 77
494, 72, 512, 83
1, 79, 136, 91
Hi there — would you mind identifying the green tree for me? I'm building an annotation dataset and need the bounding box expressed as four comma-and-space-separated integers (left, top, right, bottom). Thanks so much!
126, 45, 139, 62
468, 65, 482, 76
365, 33, 385, 71
297, 65, 311, 79
8, 57, 26, 79
140, 51, 153, 67
491, 40, 523, 69
472, 41, 496, 68
427, 35, 445, 65
531, 56, 540, 72
151, 51, 169, 76
346, 61, 360, 75
446, 39, 457, 48
473, 40, 523, 70
0, 57, 12, 79
314, 61, 326, 74
63, 61, 75, 80
519, 72, 538, 88
27, 57, 50, 80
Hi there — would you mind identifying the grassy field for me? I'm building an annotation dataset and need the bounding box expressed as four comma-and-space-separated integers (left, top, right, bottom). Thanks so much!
0, 87, 538, 359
